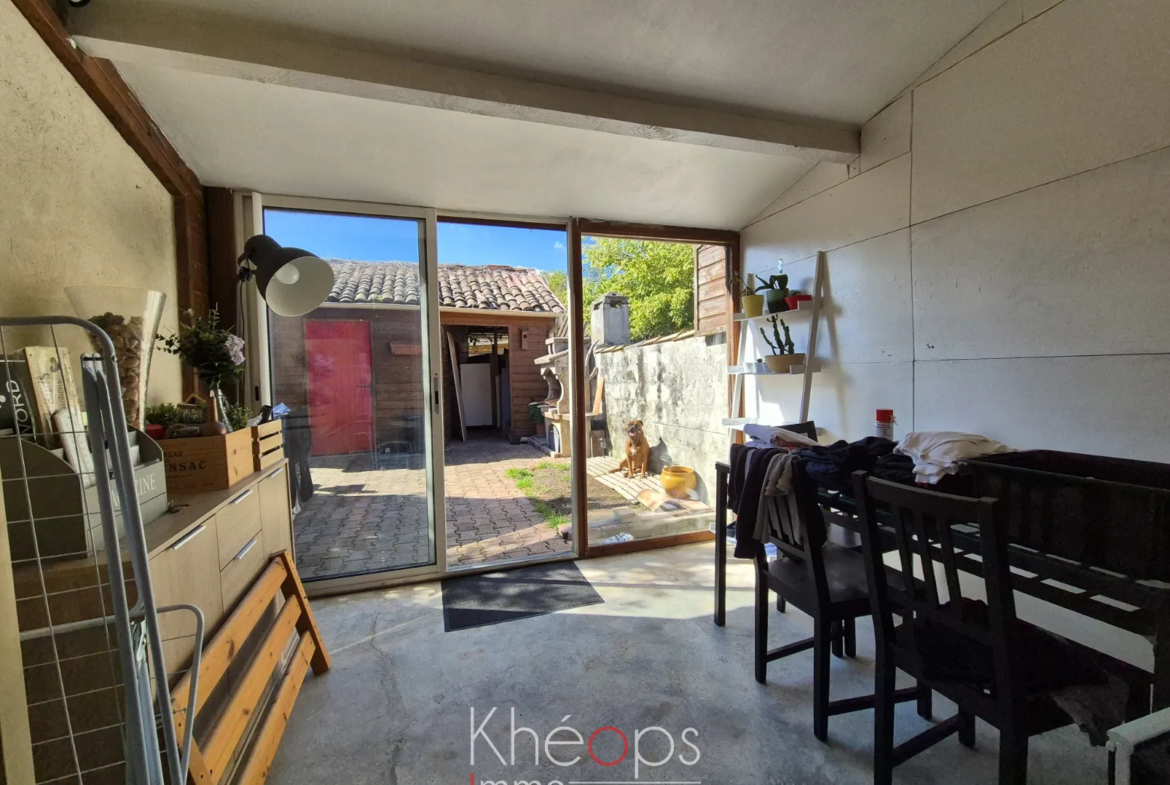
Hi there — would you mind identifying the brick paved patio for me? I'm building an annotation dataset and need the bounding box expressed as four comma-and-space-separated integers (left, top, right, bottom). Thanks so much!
292, 434, 571, 580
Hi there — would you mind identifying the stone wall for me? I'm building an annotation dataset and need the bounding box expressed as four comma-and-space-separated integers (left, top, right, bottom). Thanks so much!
595, 332, 727, 503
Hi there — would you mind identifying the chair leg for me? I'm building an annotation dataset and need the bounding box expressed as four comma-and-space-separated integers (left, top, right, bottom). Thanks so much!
873, 648, 896, 785
754, 569, 769, 685
813, 617, 831, 742
831, 620, 844, 659
998, 729, 1029, 785
958, 710, 976, 749
776, 594, 786, 613
843, 617, 857, 659
916, 680, 933, 720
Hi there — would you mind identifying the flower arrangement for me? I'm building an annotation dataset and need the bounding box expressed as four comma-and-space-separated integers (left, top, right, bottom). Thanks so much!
157, 309, 245, 435
157, 308, 245, 392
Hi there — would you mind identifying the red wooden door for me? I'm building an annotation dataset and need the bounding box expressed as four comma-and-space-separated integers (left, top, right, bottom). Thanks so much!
304, 320, 374, 456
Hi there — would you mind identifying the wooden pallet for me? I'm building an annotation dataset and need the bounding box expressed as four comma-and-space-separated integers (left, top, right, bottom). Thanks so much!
585, 457, 712, 513
171, 551, 330, 785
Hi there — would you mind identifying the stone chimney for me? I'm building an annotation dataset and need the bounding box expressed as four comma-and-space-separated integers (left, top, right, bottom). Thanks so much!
591, 293, 630, 346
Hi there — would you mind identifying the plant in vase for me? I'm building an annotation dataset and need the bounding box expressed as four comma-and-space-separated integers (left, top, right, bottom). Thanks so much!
729, 272, 768, 317
529, 403, 547, 437
759, 316, 806, 373
157, 309, 246, 436
757, 274, 792, 314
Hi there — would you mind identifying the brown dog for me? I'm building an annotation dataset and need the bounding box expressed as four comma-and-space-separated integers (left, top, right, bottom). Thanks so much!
610, 420, 650, 479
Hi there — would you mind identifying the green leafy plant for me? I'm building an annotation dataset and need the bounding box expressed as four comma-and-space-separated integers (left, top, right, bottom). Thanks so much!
581, 238, 694, 340
225, 403, 251, 432
144, 402, 186, 430
760, 316, 796, 355
528, 404, 545, 423
157, 308, 245, 393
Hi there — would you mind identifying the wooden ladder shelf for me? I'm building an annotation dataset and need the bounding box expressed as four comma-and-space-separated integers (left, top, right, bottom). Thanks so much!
171, 551, 330, 785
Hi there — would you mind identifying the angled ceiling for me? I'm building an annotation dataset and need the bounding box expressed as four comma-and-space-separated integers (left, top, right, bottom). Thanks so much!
71, 0, 1002, 228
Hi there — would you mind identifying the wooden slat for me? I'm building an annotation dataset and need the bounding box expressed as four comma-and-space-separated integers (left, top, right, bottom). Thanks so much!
171, 559, 289, 730
235, 632, 315, 785
276, 551, 332, 675
202, 599, 302, 781
184, 741, 212, 785
252, 432, 284, 455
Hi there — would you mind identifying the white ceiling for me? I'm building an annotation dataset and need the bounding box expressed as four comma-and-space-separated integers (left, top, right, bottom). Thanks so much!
117, 63, 815, 228
103, 0, 1002, 228
109, 0, 1001, 125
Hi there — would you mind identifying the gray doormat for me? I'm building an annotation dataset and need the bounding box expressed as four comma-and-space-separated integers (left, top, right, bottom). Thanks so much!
441, 561, 604, 631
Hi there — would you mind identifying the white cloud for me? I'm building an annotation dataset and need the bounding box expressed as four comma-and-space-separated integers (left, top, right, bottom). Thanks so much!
554, 240, 565, 250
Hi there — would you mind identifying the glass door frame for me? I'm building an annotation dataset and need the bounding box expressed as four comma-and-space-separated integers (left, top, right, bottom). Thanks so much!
242, 192, 448, 594
238, 195, 585, 594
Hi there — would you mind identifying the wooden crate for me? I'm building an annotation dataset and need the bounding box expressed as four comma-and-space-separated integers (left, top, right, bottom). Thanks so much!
162, 429, 253, 493
251, 420, 284, 472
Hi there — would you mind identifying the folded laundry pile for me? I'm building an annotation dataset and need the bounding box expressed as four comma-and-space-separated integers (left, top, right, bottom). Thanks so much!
895, 431, 1013, 484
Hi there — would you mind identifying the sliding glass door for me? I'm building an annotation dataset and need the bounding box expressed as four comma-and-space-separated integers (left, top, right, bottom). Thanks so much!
257, 197, 445, 590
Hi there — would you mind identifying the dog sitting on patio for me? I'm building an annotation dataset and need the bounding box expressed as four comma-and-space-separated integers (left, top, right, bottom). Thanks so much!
610, 420, 651, 479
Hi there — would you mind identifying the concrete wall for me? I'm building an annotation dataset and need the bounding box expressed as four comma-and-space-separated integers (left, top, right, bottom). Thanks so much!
740, 0, 1170, 462
0, 0, 181, 404
596, 333, 727, 503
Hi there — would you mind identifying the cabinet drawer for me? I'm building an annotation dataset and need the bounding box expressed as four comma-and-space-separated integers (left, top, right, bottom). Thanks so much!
220, 533, 265, 614
216, 487, 262, 570
149, 522, 223, 641
258, 466, 292, 558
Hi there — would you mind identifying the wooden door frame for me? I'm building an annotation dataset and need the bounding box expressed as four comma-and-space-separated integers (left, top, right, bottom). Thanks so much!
569, 219, 739, 558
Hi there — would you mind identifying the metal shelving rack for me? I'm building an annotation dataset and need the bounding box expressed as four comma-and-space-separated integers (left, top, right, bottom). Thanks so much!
725, 250, 827, 441
0, 316, 201, 785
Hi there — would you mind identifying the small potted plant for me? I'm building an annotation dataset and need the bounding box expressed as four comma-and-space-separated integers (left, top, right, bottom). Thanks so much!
730, 272, 766, 317
529, 402, 546, 438
758, 273, 792, 314
760, 316, 806, 373
158, 308, 246, 436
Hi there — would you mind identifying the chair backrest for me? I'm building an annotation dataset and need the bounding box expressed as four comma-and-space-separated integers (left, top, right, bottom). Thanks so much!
760, 459, 832, 597
778, 420, 817, 441
852, 471, 1016, 684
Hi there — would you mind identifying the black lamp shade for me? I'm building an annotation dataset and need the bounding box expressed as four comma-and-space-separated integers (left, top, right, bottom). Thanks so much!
240, 235, 334, 317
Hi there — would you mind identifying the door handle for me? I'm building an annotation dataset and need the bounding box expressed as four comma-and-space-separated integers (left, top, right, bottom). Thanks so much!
231, 488, 254, 505
233, 536, 259, 561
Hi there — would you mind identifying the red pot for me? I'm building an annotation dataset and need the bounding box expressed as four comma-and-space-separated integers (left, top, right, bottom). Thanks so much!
785, 294, 813, 310
145, 423, 165, 441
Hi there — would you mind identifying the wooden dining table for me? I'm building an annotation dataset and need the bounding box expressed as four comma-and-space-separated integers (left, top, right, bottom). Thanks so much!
712, 461, 1170, 710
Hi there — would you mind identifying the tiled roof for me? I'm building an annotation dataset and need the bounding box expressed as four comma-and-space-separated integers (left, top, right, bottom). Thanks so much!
325, 260, 564, 313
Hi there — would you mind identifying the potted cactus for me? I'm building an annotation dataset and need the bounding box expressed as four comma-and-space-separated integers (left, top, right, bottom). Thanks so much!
759, 316, 805, 373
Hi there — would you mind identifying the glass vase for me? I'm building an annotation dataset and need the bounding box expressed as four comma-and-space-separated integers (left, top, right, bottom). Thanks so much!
65, 286, 166, 430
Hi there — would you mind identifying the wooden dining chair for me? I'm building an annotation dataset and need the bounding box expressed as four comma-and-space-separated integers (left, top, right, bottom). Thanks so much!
755, 460, 928, 742
852, 471, 1115, 785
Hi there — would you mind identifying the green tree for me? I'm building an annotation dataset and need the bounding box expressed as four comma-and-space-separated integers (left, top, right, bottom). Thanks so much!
582, 237, 694, 341
540, 269, 569, 309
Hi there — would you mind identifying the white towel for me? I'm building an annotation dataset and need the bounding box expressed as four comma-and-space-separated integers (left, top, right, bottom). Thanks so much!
742, 423, 820, 448
895, 431, 1013, 484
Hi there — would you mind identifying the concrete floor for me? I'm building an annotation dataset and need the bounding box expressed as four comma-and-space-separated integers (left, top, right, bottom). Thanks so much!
269, 542, 1110, 785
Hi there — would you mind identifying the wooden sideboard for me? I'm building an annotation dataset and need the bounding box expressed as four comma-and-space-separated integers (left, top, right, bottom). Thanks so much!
149, 460, 294, 673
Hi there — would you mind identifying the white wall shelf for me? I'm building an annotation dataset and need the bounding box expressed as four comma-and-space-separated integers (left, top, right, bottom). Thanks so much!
727, 251, 827, 439
731, 299, 814, 323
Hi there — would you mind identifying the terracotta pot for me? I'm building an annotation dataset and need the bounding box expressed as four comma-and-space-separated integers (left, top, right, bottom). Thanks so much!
661, 466, 698, 499
786, 294, 813, 310
763, 353, 807, 373
741, 294, 765, 317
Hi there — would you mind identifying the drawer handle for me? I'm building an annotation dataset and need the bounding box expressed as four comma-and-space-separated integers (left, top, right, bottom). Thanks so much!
233, 536, 259, 561
230, 488, 255, 505
171, 524, 206, 551
269, 466, 284, 478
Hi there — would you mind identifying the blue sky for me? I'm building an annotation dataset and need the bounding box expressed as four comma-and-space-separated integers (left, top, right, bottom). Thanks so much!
263, 209, 567, 272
